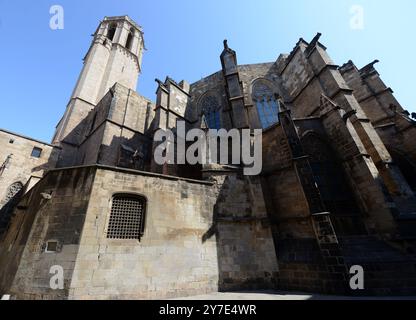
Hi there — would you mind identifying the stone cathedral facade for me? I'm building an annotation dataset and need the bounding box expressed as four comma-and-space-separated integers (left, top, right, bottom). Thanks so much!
1, 16, 416, 299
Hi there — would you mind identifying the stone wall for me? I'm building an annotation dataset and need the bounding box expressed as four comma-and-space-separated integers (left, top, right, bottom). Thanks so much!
57, 83, 154, 170
0, 165, 279, 299
340, 60, 416, 166
260, 122, 344, 294
0, 166, 95, 299
205, 171, 279, 291
189, 71, 229, 128
69, 167, 219, 299
188, 62, 283, 131
0, 129, 60, 234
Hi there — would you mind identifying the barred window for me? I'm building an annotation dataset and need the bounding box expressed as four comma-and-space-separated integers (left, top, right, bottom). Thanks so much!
107, 194, 146, 240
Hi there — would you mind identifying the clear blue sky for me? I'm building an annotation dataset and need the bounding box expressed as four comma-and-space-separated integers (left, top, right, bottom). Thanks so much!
0, 0, 415, 142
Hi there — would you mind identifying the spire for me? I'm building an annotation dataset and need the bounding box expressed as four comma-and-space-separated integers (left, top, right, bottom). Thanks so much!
305, 32, 323, 56
219, 39, 248, 128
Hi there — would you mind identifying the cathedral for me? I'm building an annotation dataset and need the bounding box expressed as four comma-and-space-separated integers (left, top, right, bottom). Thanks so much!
1, 15, 416, 299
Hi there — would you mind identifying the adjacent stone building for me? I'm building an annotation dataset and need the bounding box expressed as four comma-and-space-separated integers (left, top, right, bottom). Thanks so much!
1, 16, 416, 299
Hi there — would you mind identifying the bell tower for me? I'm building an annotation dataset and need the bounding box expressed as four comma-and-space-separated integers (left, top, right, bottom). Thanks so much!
52, 16, 145, 145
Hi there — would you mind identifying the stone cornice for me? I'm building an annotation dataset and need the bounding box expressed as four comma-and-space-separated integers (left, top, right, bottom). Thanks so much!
48, 164, 214, 186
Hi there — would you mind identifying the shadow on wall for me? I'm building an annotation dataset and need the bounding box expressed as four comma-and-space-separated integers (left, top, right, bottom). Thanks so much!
0, 146, 60, 239
97, 132, 152, 171
0, 166, 96, 298
0, 183, 24, 236
202, 172, 279, 292
389, 148, 416, 193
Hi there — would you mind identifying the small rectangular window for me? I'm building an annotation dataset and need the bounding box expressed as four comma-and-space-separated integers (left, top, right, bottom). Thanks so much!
31, 147, 42, 158
45, 241, 58, 253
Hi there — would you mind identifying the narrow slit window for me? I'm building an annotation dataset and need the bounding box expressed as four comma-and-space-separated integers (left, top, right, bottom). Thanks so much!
107, 23, 117, 41
125, 28, 134, 50
89, 112, 97, 134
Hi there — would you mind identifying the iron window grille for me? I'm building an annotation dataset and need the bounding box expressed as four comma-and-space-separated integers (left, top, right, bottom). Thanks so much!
106, 194, 146, 240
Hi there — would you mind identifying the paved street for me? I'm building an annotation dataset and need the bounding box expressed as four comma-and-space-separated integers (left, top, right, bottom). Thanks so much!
174, 291, 416, 300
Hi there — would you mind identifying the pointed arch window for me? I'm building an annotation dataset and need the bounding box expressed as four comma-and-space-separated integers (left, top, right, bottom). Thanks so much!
200, 95, 221, 129
252, 81, 279, 129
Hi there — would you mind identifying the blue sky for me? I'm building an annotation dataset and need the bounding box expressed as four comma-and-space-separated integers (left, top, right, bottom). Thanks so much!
0, 0, 415, 142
